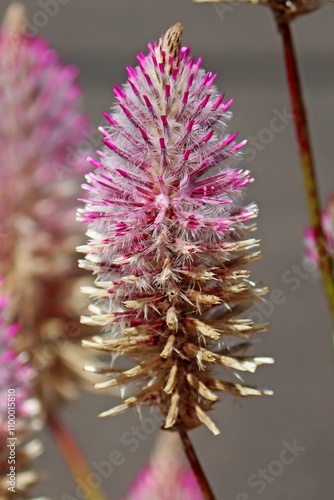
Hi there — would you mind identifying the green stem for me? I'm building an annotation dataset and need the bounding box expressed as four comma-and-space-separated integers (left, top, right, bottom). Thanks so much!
47, 412, 107, 500
275, 17, 334, 325
179, 429, 216, 500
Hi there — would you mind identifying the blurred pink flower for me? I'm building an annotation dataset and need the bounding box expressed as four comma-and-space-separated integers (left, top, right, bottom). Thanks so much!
0, 284, 44, 498
126, 432, 203, 500
0, 291, 38, 439
0, 3, 93, 411
127, 466, 202, 500
304, 195, 334, 267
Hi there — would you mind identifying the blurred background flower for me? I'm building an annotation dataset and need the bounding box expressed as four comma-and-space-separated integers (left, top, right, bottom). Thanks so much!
126, 431, 203, 500
0, 288, 45, 499
0, 2, 96, 411
304, 195, 334, 268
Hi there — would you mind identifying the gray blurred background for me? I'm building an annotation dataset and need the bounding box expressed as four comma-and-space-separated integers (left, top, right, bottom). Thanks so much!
1, 0, 334, 499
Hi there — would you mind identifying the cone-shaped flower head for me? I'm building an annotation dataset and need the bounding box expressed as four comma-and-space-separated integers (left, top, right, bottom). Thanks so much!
304, 195, 334, 267
126, 432, 202, 500
80, 23, 273, 434
0, 4, 94, 410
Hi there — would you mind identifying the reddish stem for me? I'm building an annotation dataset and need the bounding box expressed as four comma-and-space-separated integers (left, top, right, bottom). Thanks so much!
47, 412, 107, 500
276, 18, 334, 325
179, 429, 216, 500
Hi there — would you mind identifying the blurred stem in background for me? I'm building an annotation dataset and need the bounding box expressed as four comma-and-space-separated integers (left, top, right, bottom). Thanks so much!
47, 413, 107, 500
273, 13, 334, 330
194, 0, 334, 334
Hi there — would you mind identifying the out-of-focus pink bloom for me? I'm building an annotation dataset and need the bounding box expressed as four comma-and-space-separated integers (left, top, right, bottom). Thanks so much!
0, 3, 93, 411
0, 292, 37, 439
0, 285, 44, 499
126, 432, 203, 500
304, 196, 334, 267
127, 467, 202, 500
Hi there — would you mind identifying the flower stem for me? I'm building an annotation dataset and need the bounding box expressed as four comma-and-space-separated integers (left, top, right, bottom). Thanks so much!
178, 429, 216, 500
47, 412, 107, 500
275, 17, 334, 325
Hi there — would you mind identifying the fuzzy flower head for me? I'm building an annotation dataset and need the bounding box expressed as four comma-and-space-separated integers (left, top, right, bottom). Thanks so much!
304, 195, 334, 268
0, 3, 94, 410
80, 23, 273, 434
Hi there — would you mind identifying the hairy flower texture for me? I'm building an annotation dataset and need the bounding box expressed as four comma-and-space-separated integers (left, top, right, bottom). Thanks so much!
304, 195, 334, 268
0, 4, 95, 410
126, 431, 202, 500
0, 290, 45, 499
80, 23, 273, 434
193, 0, 330, 22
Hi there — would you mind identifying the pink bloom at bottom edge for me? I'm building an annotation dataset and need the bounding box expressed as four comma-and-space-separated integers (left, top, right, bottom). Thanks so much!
126, 466, 203, 500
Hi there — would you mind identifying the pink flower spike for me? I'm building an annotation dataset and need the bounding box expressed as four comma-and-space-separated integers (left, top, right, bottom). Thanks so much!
80, 23, 272, 434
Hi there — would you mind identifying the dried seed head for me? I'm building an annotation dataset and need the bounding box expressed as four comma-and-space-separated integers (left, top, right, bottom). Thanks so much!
80, 24, 273, 434
267, 0, 324, 21
193, 0, 326, 22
